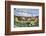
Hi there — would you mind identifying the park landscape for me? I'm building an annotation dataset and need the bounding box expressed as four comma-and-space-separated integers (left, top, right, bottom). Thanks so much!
14, 8, 39, 27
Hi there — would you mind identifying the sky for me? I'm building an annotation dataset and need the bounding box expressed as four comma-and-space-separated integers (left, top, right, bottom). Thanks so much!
14, 8, 39, 17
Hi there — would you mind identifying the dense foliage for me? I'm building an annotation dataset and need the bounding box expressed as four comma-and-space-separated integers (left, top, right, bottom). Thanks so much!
14, 16, 39, 27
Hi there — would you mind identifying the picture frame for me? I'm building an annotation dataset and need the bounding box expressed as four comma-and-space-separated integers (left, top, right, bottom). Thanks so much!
5, 1, 45, 35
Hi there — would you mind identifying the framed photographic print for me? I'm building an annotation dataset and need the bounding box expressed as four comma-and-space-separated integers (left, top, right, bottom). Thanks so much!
5, 1, 45, 35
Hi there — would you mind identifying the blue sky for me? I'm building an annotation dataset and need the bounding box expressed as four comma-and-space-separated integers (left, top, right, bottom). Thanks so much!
14, 8, 39, 17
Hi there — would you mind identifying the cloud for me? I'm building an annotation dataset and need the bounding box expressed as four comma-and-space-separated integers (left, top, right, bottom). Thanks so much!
14, 8, 39, 17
